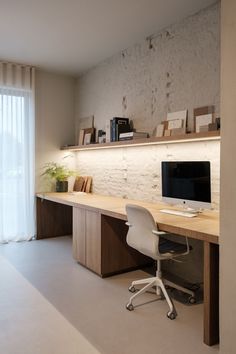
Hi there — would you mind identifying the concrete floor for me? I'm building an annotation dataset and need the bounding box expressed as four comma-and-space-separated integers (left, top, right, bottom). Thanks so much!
0, 236, 219, 354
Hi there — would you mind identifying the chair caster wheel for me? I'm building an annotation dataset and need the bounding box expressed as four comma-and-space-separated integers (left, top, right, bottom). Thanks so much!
126, 303, 134, 311
167, 311, 177, 320
188, 296, 196, 304
128, 286, 136, 293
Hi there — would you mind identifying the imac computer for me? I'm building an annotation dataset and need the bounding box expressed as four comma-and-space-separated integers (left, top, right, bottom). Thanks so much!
160, 161, 211, 217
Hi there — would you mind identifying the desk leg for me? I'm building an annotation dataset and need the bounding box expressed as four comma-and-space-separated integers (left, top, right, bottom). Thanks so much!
204, 241, 219, 346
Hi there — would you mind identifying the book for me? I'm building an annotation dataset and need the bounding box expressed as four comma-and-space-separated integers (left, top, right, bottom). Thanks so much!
111, 117, 130, 141
117, 124, 131, 141
112, 117, 129, 124
105, 119, 112, 142
119, 131, 148, 140
78, 129, 84, 145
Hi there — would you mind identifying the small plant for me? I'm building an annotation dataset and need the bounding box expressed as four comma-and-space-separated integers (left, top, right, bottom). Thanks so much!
42, 162, 75, 181
42, 162, 76, 192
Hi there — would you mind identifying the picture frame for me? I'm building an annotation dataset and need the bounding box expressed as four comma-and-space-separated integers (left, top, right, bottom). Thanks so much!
76, 115, 94, 145
155, 123, 164, 137
84, 133, 92, 145
167, 110, 187, 133
193, 106, 214, 132
167, 118, 183, 130
83, 127, 95, 144
195, 113, 213, 133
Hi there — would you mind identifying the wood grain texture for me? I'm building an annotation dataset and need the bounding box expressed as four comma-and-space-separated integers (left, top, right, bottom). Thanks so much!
204, 241, 219, 346
101, 215, 152, 276
72, 207, 86, 264
36, 197, 72, 239
85, 210, 101, 274
37, 192, 220, 346
61, 131, 220, 152
36, 193, 219, 244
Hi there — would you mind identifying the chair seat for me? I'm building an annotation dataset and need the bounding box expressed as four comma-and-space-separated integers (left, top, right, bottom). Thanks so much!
159, 237, 190, 254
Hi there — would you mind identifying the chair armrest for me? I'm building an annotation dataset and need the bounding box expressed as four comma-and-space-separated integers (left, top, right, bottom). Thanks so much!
152, 230, 167, 235
125, 222, 132, 227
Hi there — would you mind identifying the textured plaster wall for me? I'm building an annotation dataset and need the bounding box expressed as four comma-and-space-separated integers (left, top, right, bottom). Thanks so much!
35, 70, 76, 192
75, 2, 220, 135
75, 2, 220, 208
74, 3, 220, 283
220, 0, 236, 352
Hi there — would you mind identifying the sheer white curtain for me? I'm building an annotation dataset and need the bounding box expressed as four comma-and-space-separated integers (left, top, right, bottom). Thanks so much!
0, 62, 35, 243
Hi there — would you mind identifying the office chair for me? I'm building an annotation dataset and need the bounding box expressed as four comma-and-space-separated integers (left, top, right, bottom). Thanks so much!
125, 204, 195, 319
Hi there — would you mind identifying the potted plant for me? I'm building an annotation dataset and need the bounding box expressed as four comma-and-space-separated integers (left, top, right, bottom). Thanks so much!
42, 162, 75, 192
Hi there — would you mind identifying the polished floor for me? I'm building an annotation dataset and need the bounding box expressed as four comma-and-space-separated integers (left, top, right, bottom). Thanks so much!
0, 236, 219, 354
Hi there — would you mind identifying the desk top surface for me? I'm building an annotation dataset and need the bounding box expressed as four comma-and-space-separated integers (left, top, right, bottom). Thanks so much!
37, 192, 219, 244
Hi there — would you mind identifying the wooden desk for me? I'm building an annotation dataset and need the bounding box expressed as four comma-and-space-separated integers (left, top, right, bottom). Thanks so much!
36, 192, 219, 347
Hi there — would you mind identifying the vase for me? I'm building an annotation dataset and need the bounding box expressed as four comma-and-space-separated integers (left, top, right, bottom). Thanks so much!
56, 180, 68, 192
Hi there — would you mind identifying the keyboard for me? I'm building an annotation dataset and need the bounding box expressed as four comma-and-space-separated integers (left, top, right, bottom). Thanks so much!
159, 209, 197, 218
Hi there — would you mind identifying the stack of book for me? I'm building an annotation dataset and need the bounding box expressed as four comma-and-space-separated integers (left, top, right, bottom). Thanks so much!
110, 117, 130, 142
119, 131, 149, 141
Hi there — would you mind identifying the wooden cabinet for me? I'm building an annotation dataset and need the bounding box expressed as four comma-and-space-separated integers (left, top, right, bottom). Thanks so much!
72, 207, 86, 265
36, 192, 219, 346
86, 210, 101, 274
73, 207, 101, 275
36, 197, 72, 239
72, 206, 150, 277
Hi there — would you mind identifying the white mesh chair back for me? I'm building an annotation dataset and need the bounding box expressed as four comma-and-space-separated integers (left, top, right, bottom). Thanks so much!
125, 204, 159, 260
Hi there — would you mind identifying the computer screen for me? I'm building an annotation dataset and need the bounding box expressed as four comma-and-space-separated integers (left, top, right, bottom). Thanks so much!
161, 161, 211, 209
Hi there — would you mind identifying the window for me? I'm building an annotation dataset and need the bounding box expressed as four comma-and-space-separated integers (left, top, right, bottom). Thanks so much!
0, 64, 35, 242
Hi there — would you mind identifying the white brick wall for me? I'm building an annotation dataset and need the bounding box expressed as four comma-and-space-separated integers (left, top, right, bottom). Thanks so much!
75, 139, 220, 282
76, 139, 220, 209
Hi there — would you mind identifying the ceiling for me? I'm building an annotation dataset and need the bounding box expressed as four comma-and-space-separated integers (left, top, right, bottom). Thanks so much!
0, 0, 217, 76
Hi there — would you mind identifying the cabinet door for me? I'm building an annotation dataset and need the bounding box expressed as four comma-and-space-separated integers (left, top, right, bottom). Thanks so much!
86, 210, 101, 274
36, 197, 72, 239
72, 207, 86, 265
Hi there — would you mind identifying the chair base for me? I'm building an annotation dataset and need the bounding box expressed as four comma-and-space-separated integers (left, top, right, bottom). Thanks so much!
126, 274, 196, 318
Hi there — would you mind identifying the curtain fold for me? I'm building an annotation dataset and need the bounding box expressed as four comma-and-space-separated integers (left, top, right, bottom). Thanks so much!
0, 62, 35, 243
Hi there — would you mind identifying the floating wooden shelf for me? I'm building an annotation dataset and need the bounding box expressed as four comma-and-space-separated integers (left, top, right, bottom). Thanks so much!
61, 130, 220, 152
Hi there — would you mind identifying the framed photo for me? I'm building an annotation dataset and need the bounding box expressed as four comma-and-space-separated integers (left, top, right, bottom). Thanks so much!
84, 133, 92, 145
83, 127, 95, 144
167, 118, 183, 130
193, 106, 214, 132
76, 115, 94, 145
195, 113, 213, 133
155, 123, 164, 137
167, 110, 187, 133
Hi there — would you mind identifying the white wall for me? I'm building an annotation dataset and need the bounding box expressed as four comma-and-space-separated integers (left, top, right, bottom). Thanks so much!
75, 3, 220, 208
35, 70, 76, 192
76, 140, 220, 209
75, 3, 220, 136
74, 2, 220, 284
220, 0, 236, 352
